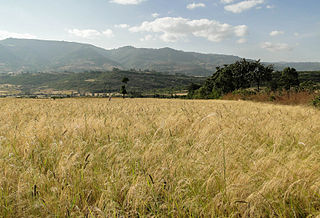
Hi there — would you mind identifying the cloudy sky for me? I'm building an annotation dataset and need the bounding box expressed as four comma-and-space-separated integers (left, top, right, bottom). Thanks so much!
0, 0, 319, 62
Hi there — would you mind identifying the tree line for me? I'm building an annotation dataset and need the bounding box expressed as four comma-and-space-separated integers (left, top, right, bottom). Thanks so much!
187, 59, 309, 99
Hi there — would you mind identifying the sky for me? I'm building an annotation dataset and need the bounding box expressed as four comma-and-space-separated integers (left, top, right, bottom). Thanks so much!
0, 0, 319, 62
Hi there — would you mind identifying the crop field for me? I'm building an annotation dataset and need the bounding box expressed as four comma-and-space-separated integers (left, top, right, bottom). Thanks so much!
0, 98, 320, 217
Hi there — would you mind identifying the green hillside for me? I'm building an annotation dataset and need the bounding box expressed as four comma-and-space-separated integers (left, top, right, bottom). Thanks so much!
0, 70, 205, 95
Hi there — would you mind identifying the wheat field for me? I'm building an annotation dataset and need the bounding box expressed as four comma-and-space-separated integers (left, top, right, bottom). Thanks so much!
0, 98, 320, 217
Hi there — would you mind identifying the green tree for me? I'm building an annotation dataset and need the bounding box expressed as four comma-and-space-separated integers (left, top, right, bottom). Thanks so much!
281, 67, 299, 91
250, 60, 273, 91
194, 59, 273, 98
213, 65, 236, 94
120, 85, 127, 98
268, 71, 282, 91
231, 59, 252, 90
122, 77, 129, 84
120, 77, 129, 98
187, 83, 202, 98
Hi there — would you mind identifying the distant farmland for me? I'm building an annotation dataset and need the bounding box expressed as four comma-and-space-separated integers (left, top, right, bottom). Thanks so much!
0, 70, 319, 96
0, 70, 206, 95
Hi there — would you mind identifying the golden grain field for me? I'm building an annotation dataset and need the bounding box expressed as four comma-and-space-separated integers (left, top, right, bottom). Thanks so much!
0, 98, 320, 217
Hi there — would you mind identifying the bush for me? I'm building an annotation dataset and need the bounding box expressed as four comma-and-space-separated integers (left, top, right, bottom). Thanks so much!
269, 95, 276, 101
210, 89, 222, 99
299, 81, 317, 93
312, 96, 320, 108
232, 89, 256, 96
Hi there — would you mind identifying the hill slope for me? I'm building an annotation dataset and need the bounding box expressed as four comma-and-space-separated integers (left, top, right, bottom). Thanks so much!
0, 70, 206, 94
108, 46, 241, 75
0, 38, 119, 73
0, 38, 320, 76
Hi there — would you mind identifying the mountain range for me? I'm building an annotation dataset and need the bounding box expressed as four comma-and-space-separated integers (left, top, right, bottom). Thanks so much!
0, 38, 319, 76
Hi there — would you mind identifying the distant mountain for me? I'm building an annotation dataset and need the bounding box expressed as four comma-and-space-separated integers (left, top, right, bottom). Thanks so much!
0, 38, 319, 76
0, 38, 119, 73
107, 46, 241, 75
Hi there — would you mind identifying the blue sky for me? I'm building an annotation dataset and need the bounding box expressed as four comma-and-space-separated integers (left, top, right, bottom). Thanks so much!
0, 0, 319, 62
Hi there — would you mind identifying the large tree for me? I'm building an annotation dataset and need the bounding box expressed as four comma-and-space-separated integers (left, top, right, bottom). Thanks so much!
120, 85, 127, 98
196, 59, 273, 98
249, 60, 273, 92
281, 67, 299, 91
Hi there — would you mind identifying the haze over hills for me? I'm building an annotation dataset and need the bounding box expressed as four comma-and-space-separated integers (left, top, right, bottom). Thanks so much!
0, 38, 320, 76
0, 38, 120, 73
107, 46, 241, 76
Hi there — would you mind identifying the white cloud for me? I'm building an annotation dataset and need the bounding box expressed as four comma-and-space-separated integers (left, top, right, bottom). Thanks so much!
237, 38, 247, 44
129, 17, 248, 42
114, 24, 130, 28
186, 3, 206, 10
140, 34, 154, 41
0, 30, 37, 40
234, 25, 248, 36
270, 30, 284, 36
109, 0, 145, 5
266, 5, 274, 9
103, 29, 114, 38
261, 42, 293, 52
68, 28, 114, 38
68, 29, 101, 38
152, 13, 160, 18
220, 0, 235, 3
292, 32, 315, 39
225, 0, 264, 13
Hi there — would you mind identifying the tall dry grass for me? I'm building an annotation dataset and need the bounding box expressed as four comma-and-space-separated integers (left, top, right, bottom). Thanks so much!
0, 98, 320, 217
223, 91, 317, 106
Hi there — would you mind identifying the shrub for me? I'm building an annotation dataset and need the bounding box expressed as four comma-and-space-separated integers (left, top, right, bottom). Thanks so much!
312, 95, 320, 108
210, 89, 222, 99
232, 89, 256, 96
269, 95, 276, 101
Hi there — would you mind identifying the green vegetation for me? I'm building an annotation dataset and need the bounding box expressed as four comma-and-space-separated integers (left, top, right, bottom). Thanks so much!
0, 70, 205, 95
280, 67, 300, 90
188, 59, 319, 102
313, 95, 320, 108
120, 77, 129, 98
298, 70, 320, 82
188, 59, 274, 98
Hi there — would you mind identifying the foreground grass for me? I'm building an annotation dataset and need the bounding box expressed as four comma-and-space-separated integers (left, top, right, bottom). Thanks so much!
0, 98, 320, 217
